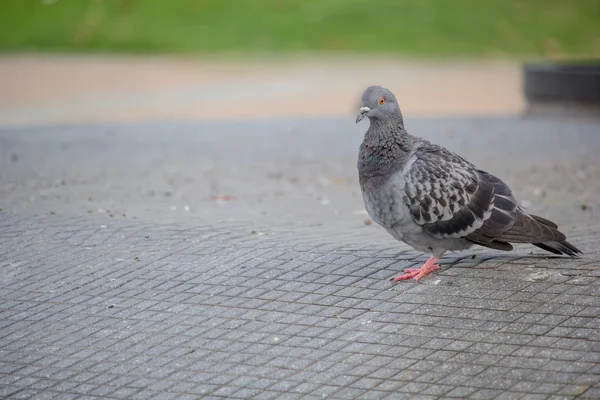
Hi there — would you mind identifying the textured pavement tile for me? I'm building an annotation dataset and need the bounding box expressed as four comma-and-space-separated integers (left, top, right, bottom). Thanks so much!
581, 387, 600, 399
519, 394, 550, 400
2, 118, 600, 398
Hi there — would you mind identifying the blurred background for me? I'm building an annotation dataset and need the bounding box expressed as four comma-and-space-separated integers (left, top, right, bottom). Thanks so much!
1, 0, 599, 126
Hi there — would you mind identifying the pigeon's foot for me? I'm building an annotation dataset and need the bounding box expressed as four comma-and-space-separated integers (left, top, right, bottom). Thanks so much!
392, 257, 440, 282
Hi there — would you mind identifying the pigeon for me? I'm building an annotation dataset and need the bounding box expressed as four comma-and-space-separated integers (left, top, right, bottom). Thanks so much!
356, 85, 581, 282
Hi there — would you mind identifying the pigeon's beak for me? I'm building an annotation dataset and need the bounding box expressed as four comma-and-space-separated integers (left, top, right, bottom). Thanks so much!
356, 106, 370, 124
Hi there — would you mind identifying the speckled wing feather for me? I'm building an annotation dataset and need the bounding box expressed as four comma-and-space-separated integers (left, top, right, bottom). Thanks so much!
403, 141, 576, 253
404, 143, 499, 239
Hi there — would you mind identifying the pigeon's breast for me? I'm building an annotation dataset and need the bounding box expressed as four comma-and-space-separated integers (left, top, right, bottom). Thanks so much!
361, 171, 411, 229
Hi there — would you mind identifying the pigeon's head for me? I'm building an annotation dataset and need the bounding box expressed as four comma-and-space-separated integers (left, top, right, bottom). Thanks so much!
356, 85, 402, 124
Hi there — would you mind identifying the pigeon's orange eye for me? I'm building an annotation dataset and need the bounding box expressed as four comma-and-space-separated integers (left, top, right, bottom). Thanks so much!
379, 97, 386, 105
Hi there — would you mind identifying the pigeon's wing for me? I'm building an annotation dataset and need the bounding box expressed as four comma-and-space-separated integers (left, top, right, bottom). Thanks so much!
403, 144, 506, 240
466, 172, 563, 245
404, 143, 570, 250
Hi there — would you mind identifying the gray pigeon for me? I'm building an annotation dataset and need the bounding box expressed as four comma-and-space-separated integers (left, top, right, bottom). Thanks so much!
356, 85, 581, 282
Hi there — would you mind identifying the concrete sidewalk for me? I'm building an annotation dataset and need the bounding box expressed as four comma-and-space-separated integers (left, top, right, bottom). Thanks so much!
1, 115, 600, 399
0, 54, 524, 127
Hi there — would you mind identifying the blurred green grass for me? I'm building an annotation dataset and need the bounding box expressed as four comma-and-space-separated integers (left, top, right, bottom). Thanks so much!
1, 0, 599, 58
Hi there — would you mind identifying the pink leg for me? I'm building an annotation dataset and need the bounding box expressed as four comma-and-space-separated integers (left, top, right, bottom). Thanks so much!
392, 256, 440, 282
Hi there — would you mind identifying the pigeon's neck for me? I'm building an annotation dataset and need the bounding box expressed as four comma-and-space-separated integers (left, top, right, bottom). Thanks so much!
366, 118, 410, 143
358, 119, 414, 177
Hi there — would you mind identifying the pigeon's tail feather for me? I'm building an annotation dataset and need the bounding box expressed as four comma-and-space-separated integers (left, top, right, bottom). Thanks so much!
495, 211, 565, 244
471, 207, 582, 257
499, 211, 582, 257
462, 175, 581, 258
529, 214, 558, 229
533, 241, 582, 258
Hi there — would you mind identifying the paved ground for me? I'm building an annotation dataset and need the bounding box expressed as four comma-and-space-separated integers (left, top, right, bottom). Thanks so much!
0, 54, 523, 127
1, 114, 600, 399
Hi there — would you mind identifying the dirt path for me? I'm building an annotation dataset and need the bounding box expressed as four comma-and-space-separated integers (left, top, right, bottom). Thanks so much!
0, 53, 524, 127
